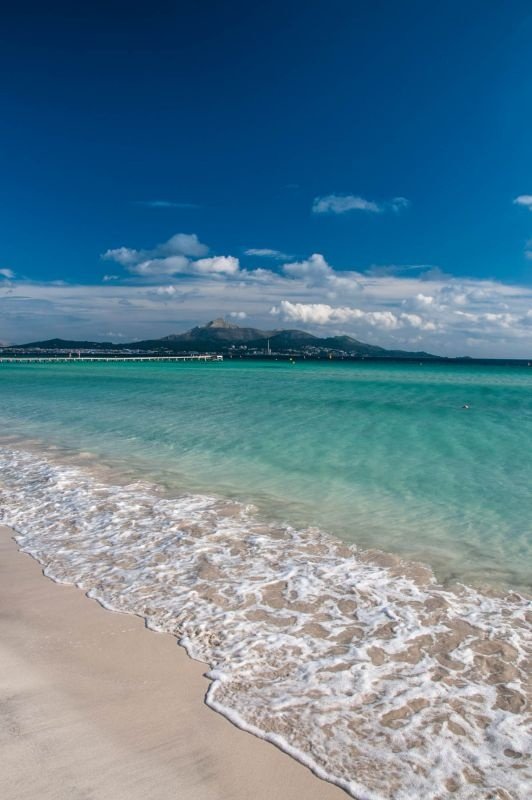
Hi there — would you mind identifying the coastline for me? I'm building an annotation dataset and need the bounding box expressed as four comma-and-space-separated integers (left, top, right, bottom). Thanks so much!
1, 441, 530, 800
0, 525, 345, 800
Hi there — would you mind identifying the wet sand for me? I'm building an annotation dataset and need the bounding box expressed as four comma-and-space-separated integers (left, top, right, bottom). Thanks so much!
0, 526, 345, 800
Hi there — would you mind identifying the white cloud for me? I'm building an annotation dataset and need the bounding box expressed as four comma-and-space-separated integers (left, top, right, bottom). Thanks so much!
312, 194, 410, 215
6, 234, 532, 357
102, 233, 210, 277
413, 293, 434, 306
103, 232, 239, 278
102, 246, 140, 266
525, 240, 532, 260
102, 233, 209, 276
282, 253, 361, 295
0, 268, 15, 279
271, 300, 389, 326
312, 194, 382, 214
159, 233, 208, 257
155, 285, 179, 296
103, 274, 119, 282
399, 312, 437, 331
271, 301, 437, 331
513, 195, 532, 210
3, 271, 531, 356
192, 256, 240, 275
244, 248, 289, 260
283, 253, 333, 281
129, 255, 191, 277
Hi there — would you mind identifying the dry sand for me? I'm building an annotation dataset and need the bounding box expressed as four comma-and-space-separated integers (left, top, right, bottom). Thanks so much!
0, 525, 346, 800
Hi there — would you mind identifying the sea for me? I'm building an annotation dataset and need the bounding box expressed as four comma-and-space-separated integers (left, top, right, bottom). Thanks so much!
0, 359, 530, 799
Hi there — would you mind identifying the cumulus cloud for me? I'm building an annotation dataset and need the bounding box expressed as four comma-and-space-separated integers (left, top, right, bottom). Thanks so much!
513, 195, 532, 210
244, 248, 289, 259
271, 300, 437, 331
153, 286, 174, 297
152, 233, 207, 257
7, 230, 532, 357
283, 253, 333, 281
158, 234, 207, 257
3, 270, 532, 356
192, 255, 240, 275
413, 293, 434, 306
399, 312, 437, 331
102, 233, 208, 267
0, 268, 15, 279
102, 246, 140, 266
102, 233, 212, 277
282, 253, 361, 295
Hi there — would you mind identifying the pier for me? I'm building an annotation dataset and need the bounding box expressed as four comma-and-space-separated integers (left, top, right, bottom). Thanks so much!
0, 355, 223, 364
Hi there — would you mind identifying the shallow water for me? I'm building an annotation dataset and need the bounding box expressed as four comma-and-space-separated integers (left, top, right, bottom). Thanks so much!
0, 446, 530, 800
1, 359, 531, 589
0, 360, 531, 798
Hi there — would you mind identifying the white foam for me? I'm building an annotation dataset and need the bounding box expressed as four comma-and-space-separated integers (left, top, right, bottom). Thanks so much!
0, 445, 530, 799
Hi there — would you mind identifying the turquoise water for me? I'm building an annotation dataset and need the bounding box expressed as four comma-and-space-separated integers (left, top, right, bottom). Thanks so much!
1, 359, 531, 590
2, 359, 530, 799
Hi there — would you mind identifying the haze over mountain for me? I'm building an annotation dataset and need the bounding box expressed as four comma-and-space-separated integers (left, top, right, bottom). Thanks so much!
11, 319, 437, 358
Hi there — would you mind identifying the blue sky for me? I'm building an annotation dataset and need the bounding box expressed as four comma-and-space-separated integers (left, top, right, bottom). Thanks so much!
2, 1, 532, 355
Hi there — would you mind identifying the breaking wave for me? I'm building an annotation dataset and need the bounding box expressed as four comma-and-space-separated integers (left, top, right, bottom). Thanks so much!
0, 445, 530, 799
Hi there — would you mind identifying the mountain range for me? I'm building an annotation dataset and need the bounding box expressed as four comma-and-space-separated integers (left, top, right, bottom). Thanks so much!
9, 318, 438, 358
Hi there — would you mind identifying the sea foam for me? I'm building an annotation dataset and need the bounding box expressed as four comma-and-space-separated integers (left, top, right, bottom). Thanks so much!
0, 445, 530, 799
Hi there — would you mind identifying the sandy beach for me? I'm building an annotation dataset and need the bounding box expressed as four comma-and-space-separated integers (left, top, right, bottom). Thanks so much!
0, 525, 346, 800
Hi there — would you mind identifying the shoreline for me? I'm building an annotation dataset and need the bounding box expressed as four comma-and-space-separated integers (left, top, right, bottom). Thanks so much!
0, 525, 346, 800
1, 442, 529, 800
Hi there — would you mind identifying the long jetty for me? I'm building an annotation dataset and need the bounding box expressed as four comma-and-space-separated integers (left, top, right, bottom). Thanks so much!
0, 355, 223, 363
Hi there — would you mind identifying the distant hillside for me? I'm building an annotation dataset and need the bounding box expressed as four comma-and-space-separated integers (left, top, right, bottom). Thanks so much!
11, 318, 439, 358
16, 338, 114, 350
